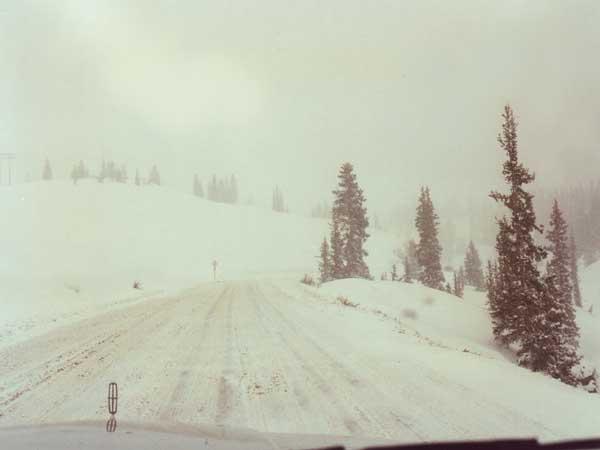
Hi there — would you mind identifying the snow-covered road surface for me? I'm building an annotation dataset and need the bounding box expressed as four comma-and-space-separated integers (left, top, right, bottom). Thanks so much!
0, 280, 598, 445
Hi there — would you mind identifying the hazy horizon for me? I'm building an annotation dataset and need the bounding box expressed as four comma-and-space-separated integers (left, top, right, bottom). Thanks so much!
2, 0, 600, 213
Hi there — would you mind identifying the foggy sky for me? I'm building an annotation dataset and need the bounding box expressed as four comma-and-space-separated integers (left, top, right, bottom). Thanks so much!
2, 0, 600, 214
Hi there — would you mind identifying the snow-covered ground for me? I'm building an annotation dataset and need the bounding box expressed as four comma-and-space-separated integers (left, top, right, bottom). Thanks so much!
0, 279, 599, 445
1, 181, 599, 447
0, 180, 398, 346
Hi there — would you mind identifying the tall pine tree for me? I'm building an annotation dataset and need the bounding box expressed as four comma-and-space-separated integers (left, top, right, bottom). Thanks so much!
543, 199, 581, 384
330, 163, 371, 279
464, 240, 485, 291
415, 187, 444, 290
318, 237, 332, 283
42, 159, 53, 180
489, 104, 548, 367
547, 200, 573, 305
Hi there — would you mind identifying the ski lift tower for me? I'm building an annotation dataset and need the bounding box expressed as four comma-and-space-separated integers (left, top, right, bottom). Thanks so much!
0, 153, 16, 186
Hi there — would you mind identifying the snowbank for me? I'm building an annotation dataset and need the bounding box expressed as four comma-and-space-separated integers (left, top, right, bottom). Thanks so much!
319, 278, 600, 379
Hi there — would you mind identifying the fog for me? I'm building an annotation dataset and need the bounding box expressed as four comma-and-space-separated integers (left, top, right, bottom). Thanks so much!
2, 0, 600, 213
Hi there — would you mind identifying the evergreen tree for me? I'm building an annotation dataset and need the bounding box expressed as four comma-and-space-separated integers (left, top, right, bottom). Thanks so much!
489, 104, 552, 372
464, 240, 485, 290
403, 239, 419, 282
76, 160, 88, 179
547, 200, 573, 305
42, 159, 53, 180
115, 164, 127, 183
391, 263, 398, 281
272, 186, 286, 212
330, 220, 344, 279
318, 237, 332, 283
453, 269, 464, 299
135, 169, 141, 186
331, 162, 371, 279
148, 165, 161, 185
569, 234, 582, 308
415, 187, 444, 290
543, 199, 581, 384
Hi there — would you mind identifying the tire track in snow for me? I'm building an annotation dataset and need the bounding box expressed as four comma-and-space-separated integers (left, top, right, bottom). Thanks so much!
157, 284, 230, 422
0, 290, 208, 424
269, 280, 562, 441
253, 282, 424, 441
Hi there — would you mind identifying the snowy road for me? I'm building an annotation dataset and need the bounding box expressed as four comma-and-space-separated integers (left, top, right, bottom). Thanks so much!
0, 280, 598, 444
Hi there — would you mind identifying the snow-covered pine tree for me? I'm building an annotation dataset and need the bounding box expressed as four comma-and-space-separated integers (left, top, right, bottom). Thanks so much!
403, 239, 419, 282
272, 186, 286, 212
115, 164, 127, 183
77, 160, 88, 179
458, 266, 465, 296
547, 200, 573, 305
318, 237, 332, 283
464, 240, 485, 291
543, 199, 581, 384
391, 263, 398, 281
415, 187, 444, 290
330, 219, 344, 279
489, 104, 548, 368
148, 165, 161, 185
453, 267, 465, 298
42, 159, 53, 180
569, 233, 582, 308
331, 162, 371, 279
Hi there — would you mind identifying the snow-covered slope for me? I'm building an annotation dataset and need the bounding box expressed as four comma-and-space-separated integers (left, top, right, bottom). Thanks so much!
0, 180, 398, 343
319, 278, 600, 387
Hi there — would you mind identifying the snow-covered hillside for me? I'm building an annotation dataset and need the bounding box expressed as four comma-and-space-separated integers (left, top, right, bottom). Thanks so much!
0, 180, 398, 344
319, 278, 600, 382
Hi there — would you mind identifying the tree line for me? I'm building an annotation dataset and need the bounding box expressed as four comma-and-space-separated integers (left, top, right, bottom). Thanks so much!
42, 159, 162, 186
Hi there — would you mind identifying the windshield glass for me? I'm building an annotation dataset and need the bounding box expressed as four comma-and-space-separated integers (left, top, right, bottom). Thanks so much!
1, 1, 599, 447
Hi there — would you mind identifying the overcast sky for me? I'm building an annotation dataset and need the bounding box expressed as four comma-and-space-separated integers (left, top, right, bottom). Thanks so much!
2, 0, 600, 213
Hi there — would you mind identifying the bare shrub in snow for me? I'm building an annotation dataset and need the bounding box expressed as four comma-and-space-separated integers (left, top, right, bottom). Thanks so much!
422, 296, 435, 306
300, 274, 315, 286
133, 280, 142, 290
402, 308, 418, 320
337, 296, 357, 307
